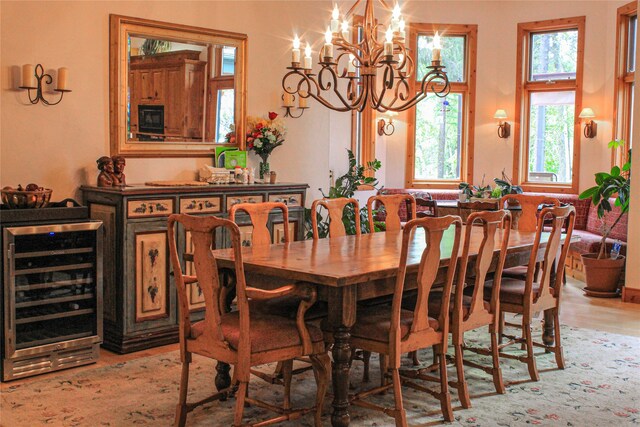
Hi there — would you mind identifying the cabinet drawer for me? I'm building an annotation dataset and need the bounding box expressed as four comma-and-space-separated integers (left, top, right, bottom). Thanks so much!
268, 193, 302, 207
127, 199, 174, 218
226, 195, 264, 210
179, 196, 221, 214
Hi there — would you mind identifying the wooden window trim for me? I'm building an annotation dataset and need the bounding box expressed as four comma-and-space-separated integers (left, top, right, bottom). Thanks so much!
613, 1, 637, 167
405, 23, 477, 189
512, 16, 585, 194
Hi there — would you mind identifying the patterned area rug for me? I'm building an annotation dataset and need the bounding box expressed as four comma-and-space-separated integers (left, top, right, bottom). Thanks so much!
2, 323, 639, 426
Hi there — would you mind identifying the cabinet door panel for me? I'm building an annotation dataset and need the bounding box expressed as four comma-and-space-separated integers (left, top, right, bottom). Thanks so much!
125, 221, 176, 335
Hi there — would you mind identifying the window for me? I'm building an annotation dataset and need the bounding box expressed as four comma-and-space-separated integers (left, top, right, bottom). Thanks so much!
513, 17, 585, 193
613, 1, 637, 166
206, 45, 235, 142
216, 88, 235, 142
406, 24, 477, 188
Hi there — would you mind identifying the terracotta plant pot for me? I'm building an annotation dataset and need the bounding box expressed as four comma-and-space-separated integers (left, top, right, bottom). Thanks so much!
581, 253, 625, 297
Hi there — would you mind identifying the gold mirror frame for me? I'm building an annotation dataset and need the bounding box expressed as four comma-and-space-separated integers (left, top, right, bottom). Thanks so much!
109, 14, 247, 157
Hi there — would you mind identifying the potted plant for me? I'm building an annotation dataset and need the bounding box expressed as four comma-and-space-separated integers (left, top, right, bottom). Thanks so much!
305, 150, 381, 237
459, 175, 494, 201
578, 140, 631, 296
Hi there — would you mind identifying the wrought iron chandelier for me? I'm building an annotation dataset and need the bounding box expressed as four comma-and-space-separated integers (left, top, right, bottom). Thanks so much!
281, 0, 450, 118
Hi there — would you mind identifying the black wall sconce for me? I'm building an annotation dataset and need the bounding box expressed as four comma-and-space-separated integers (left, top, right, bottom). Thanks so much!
282, 87, 309, 118
377, 112, 397, 136
579, 108, 597, 138
19, 64, 71, 106
494, 109, 510, 138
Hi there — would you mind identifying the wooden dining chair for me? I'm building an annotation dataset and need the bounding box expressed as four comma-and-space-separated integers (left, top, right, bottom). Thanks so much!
367, 193, 416, 232
485, 205, 576, 382
347, 215, 463, 425
500, 194, 560, 281
229, 201, 290, 246
427, 210, 512, 408
229, 201, 324, 384
415, 196, 439, 218
310, 197, 360, 239
168, 214, 330, 427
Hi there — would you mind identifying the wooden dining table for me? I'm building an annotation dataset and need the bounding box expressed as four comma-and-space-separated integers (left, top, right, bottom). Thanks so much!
210, 226, 564, 427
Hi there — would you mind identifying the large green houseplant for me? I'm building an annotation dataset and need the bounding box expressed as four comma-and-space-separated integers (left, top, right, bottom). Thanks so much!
578, 140, 631, 295
305, 150, 382, 238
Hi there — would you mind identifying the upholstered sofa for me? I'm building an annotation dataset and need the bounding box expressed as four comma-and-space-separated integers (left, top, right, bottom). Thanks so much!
378, 188, 628, 281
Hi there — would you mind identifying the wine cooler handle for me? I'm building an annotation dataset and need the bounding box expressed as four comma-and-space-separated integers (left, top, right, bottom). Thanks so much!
6, 243, 15, 333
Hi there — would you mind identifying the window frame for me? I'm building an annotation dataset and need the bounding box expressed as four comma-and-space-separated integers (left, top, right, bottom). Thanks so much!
613, 1, 636, 167
512, 16, 585, 194
405, 23, 477, 189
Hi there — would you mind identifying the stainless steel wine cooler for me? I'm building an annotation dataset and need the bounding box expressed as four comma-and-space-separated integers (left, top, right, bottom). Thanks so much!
1, 205, 103, 381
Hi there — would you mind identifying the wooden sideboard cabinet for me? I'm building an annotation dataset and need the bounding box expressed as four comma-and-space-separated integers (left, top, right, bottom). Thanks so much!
81, 183, 308, 353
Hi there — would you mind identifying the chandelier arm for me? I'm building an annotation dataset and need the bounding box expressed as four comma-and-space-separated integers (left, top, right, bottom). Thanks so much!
317, 66, 360, 110
344, 0, 364, 20
282, 70, 313, 96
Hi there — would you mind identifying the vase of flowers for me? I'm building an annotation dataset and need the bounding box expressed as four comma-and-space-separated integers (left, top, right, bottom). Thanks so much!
246, 112, 286, 180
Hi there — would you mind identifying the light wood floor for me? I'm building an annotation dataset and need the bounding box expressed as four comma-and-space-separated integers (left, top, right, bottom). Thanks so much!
2, 278, 638, 390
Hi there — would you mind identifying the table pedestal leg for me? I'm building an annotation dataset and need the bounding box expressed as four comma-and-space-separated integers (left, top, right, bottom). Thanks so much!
331, 326, 352, 427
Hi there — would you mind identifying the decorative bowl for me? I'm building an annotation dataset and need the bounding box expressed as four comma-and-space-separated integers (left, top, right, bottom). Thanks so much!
1, 188, 53, 209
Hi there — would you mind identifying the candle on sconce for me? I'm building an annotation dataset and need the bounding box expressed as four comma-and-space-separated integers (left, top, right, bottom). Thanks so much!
341, 20, 350, 40
348, 54, 356, 73
283, 88, 294, 107
304, 43, 312, 69
384, 27, 394, 56
292, 35, 301, 64
22, 64, 35, 88
398, 19, 406, 41
391, 3, 401, 31
57, 67, 68, 90
324, 27, 334, 59
432, 31, 442, 62
330, 4, 340, 33
299, 90, 308, 108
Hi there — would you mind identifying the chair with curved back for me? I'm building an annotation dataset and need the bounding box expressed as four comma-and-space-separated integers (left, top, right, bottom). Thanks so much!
415, 196, 439, 218
348, 215, 463, 425
168, 214, 330, 426
229, 201, 290, 246
310, 197, 360, 239
428, 210, 512, 408
367, 193, 416, 232
486, 205, 576, 381
500, 194, 560, 280
229, 201, 323, 384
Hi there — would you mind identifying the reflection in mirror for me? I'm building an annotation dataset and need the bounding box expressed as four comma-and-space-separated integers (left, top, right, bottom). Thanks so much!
128, 36, 236, 143
110, 15, 247, 157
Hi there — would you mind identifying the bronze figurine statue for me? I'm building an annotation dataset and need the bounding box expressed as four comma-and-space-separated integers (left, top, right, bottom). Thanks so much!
112, 155, 127, 186
96, 156, 115, 187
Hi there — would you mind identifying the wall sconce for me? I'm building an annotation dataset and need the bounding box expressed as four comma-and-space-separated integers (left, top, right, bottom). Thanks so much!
494, 109, 510, 138
282, 87, 309, 118
19, 64, 71, 105
579, 108, 597, 138
377, 111, 398, 136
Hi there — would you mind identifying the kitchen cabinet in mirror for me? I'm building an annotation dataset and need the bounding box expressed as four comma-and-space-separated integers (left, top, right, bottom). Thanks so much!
110, 15, 247, 157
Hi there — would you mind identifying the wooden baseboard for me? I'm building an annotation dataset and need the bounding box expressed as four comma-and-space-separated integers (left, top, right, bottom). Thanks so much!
622, 286, 640, 304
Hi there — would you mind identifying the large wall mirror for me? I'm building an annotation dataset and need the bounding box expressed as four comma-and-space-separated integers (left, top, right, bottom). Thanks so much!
109, 15, 247, 157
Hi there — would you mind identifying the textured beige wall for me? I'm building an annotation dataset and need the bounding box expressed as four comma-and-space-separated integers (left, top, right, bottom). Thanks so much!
0, 0, 632, 207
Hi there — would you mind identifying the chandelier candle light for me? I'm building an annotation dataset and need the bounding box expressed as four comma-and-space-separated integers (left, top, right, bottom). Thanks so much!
281, 0, 450, 117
